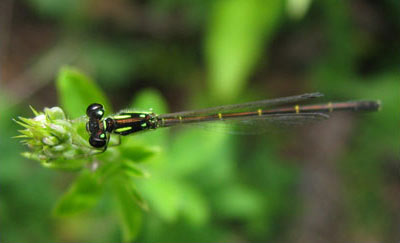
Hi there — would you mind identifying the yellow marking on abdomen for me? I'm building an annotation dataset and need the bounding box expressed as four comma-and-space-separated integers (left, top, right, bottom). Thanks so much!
328, 102, 333, 112
115, 127, 132, 133
218, 113, 223, 119
295, 105, 300, 114
257, 109, 262, 116
179, 116, 182, 122
114, 115, 131, 119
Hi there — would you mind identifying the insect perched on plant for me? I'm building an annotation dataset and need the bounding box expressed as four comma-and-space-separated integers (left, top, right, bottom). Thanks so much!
85, 92, 381, 151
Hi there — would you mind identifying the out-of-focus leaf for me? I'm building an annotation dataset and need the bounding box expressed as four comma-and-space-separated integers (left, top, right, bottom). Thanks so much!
206, 0, 284, 101
25, 0, 87, 23
83, 41, 136, 87
1, 93, 25, 183
214, 185, 264, 220
287, 0, 312, 19
122, 160, 150, 178
140, 179, 209, 225
139, 178, 180, 222
179, 185, 209, 226
53, 170, 102, 216
119, 143, 160, 163
56, 67, 111, 118
130, 88, 168, 116
113, 181, 143, 243
167, 129, 228, 177
127, 89, 169, 145
126, 180, 148, 210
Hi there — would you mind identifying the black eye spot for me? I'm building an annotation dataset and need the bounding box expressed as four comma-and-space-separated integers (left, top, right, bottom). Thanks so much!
89, 136, 106, 148
86, 103, 104, 119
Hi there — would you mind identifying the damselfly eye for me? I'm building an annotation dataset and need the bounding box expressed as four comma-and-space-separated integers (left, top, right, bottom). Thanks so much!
89, 135, 106, 148
86, 103, 104, 119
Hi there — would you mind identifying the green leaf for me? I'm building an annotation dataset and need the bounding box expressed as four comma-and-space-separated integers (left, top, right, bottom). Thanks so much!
126, 181, 148, 211
167, 129, 228, 177
179, 185, 209, 226
113, 181, 143, 243
130, 88, 168, 114
122, 160, 150, 178
56, 67, 112, 118
53, 170, 102, 216
120, 143, 160, 163
128, 88, 169, 145
287, 0, 312, 19
138, 178, 180, 222
25, 0, 87, 23
205, 0, 284, 101
214, 185, 264, 220
83, 40, 136, 87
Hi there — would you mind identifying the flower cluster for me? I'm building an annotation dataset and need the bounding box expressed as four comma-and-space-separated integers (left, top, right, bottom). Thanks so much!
15, 106, 92, 168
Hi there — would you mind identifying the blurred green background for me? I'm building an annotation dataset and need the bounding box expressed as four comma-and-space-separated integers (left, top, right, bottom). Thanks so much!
1, 0, 399, 242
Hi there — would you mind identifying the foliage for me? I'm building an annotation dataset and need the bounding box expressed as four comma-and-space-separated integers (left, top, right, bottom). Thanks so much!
2, 0, 399, 242
16, 68, 158, 242
206, 0, 284, 101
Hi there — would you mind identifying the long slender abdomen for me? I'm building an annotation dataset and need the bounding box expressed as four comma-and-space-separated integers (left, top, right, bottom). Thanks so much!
158, 101, 380, 128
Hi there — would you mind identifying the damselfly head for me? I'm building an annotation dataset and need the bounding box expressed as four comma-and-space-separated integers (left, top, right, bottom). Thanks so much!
85, 103, 108, 148
86, 118, 100, 134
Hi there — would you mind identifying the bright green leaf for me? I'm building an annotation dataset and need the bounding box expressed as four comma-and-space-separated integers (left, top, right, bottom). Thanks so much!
179, 185, 209, 226
206, 0, 284, 101
167, 129, 228, 176
123, 160, 150, 178
97, 159, 123, 181
287, 0, 312, 19
53, 170, 102, 216
120, 143, 160, 163
56, 67, 112, 118
139, 178, 180, 222
114, 181, 143, 243
25, 0, 87, 23
130, 88, 168, 115
214, 185, 264, 220
128, 88, 169, 145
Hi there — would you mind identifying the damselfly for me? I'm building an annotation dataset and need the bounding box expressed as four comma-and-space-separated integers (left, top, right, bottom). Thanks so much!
85, 92, 380, 150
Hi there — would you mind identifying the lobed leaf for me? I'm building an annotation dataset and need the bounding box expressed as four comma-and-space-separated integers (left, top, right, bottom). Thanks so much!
56, 67, 112, 118
205, 0, 284, 101
53, 170, 102, 216
113, 181, 143, 243
119, 143, 160, 163
122, 160, 150, 178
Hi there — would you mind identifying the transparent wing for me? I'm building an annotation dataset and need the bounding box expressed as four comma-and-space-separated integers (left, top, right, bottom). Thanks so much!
167, 112, 330, 135
159, 92, 323, 119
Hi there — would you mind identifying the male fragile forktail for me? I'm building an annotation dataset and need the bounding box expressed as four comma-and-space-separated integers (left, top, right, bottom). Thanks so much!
85, 92, 380, 150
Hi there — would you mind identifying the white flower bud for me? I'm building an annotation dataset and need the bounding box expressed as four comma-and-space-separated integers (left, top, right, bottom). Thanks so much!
42, 136, 59, 146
